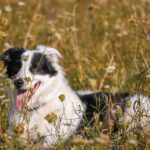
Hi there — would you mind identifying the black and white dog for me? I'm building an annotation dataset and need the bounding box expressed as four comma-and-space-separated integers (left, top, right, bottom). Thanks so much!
0, 45, 150, 147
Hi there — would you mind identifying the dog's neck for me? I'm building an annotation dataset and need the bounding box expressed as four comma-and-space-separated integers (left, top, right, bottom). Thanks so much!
26, 73, 70, 111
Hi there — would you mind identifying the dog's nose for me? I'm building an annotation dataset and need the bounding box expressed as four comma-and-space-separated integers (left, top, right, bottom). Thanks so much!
14, 78, 24, 89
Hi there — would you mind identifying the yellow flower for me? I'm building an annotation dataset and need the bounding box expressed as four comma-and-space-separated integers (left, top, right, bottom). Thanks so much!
29, 88, 34, 94
22, 55, 29, 61
45, 113, 57, 123
88, 78, 97, 88
59, 94, 65, 102
94, 113, 99, 122
99, 121, 103, 128
116, 107, 122, 117
84, 126, 90, 131
13, 124, 24, 135
97, 66, 101, 70
126, 100, 132, 108
37, 132, 41, 138
24, 77, 31, 82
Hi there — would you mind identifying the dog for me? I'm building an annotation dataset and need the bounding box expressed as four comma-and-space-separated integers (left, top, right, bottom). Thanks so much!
0, 45, 150, 147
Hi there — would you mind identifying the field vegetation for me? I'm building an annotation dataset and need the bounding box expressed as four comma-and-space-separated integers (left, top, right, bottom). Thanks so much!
0, 0, 150, 149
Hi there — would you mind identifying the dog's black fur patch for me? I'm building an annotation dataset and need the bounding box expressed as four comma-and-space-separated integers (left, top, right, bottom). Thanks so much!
0, 48, 25, 78
29, 53, 57, 76
78, 93, 110, 123
77, 92, 130, 135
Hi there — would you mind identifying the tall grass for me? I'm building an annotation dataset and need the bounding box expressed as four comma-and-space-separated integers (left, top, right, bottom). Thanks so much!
0, 0, 150, 149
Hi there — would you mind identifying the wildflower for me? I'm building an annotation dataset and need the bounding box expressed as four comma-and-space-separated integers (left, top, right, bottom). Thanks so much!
29, 88, 34, 94
127, 138, 137, 146
116, 107, 123, 117
103, 20, 108, 27
84, 126, 90, 131
0, 31, 7, 39
72, 137, 94, 144
59, 94, 65, 102
64, 11, 73, 17
95, 134, 112, 144
114, 24, 120, 30
24, 77, 31, 84
71, 26, 78, 32
45, 113, 57, 123
47, 20, 53, 25
3, 133, 9, 143
22, 55, 29, 61
94, 113, 99, 122
105, 65, 116, 73
4, 6, 12, 12
99, 121, 103, 128
120, 121, 127, 129
37, 132, 41, 138
88, 3, 100, 10
126, 100, 132, 108
88, 78, 97, 88
9, 84, 14, 91
104, 85, 110, 89
18, 1, 26, 6
122, 30, 128, 35
5, 79, 12, 87
54, 32, 61, 40
117, 33, 122, 37
146, 73, 150, 78
13, 124, 24, 135
147, 35, 150, 41
4, 42, 11, 49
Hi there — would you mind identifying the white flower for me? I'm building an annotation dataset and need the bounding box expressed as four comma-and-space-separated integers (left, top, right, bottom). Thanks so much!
147, 36, 150, 41
104, 85, 110, 89
64, 11, 73, 16
18, 1, 25, 6
54, 32, 61, 39
4, 6, 12, 12
105, 65, 116, 73
47, 20, 53, 24
4, 42, 11, 49
114, 24, 120, 30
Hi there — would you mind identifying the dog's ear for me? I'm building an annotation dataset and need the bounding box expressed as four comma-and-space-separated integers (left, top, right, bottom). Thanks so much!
0, 49, 12, 65
0, 47, 25, 65
36, 45, 62, 63
46, 60, 57, 76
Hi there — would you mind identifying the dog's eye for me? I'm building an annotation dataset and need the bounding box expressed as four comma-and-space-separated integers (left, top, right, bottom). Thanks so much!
30, 64, 38, 73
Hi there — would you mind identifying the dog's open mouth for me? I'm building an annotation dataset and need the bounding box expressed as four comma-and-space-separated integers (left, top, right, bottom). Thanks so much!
15, 82, 40, 111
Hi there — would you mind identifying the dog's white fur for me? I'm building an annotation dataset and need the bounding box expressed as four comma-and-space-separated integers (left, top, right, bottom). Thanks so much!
7, 45, 87, 146
6, 45, 150, 147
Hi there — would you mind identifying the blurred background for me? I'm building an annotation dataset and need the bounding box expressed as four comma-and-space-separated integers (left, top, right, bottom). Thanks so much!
0, 0, 150, 91
0, 0, 150, 149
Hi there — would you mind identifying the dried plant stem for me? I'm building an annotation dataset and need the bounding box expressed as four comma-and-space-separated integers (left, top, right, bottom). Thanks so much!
99, 54, 115, 90
134, 58, 140, 74
139, 49, 150, 71
23, 1, 41, 48
72, 4, 79, 59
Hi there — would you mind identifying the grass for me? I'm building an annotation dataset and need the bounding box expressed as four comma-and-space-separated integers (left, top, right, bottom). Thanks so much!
0, 0, 150, 149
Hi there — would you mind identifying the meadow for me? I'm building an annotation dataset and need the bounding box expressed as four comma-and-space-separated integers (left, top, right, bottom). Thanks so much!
0, 0, 150, 149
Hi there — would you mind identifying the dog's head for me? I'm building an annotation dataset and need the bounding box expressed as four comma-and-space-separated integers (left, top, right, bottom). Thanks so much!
0, 45, 62, 111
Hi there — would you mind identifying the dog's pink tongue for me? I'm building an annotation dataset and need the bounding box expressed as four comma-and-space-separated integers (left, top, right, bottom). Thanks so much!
16, 91, 29, 111
15, 82, 40, 111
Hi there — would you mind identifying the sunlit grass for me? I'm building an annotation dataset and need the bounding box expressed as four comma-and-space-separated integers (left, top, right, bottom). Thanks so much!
0, 0, 150, 149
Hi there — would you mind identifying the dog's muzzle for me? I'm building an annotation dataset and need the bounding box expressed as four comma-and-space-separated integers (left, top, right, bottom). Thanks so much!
14, 78, 24, 89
